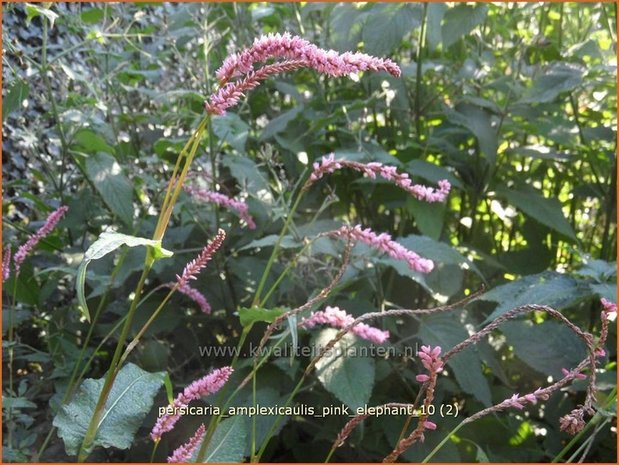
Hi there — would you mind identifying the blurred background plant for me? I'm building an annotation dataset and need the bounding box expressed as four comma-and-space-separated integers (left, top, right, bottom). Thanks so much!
2, 2, 616, 462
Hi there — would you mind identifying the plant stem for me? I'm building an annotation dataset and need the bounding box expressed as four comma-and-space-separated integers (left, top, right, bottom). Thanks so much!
7, 277, 18, 451
421, 421, 465, 463
551, 387, 616, 463
40, 14, 70, 204
77, 255, 154, 461
195, 328, 289, 462
415, 2, 428, 143
252, 191, 304, 307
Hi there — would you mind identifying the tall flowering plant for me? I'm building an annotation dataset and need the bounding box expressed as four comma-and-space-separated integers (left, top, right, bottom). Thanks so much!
16, 28, 612, 464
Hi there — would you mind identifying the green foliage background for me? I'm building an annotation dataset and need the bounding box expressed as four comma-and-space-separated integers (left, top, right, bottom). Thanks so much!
2, 2, 617, 463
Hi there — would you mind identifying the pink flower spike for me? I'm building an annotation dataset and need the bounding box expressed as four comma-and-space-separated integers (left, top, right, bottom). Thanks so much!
416, 374, 430, 383
601, 298, 617, 315
596, 348, 606, 357
561, 368, 570, 377
178, 284, 211, 314
168, 424, 206, 463
333, 225, 434, 273
215, 32, 400, 84
524, 394, 537, 404
185, 186, 256, 230
300, 306, 390, 344
423, 420, 437, 430
13, 205, 69, 274
2, 245, 11, 282
534, 387, 549, 401
177, 229, 226, 287
560, 409, 585, 435
151, 366, 233, 442
305, 154, 451, 203
505, 394, 525, 410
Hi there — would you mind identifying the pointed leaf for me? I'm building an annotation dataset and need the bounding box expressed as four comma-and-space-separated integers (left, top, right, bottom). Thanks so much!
84, 152, 135, 226
479, 271, 590, 323
238, 306, 286, 328
53, 363, 164, 456
417, 313, 492, 406
77, 232, 173, 321
441, 4, 488, 48
313, 328, 375, 410
497, 187, 577, 241
196, 415, 248, 463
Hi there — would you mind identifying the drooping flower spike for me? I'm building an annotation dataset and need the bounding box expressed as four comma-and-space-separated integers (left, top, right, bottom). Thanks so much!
151, 366, 233, 442
331, 225, 434, 273
215, 32, 401, 85
185, 186, 256, 230
13, 205, 69, 275
206, 32, 401, 115
164, 282, 211, 314
306, 153, 451, 203
301, 306, 390, 344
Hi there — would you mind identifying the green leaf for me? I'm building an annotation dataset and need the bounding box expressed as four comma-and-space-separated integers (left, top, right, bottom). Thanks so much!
441, 4, 488, 48
328, 3, 365, 51
501, 320, 587, 379
426, 3, 447, 51
77, 232, 173, 322
84, 232, 171, 261
313, 328, 375, 410
2, 397, 37, 410
590, 283, 617, 302
84, 152, 135, 226
479, 271, 590, 323
361, 4, 421, 56
237, 234, 300, 251
399, 235, 484, 278
80, 7, 104, 24
378, 234, 483, 302
417, 313, 492, 406
496, 186, 577, 241
259, 106, 303, 141
238, 307, 285, 328
520, 64, 584, 104
406, 197, 446, 240
198, 415, 248, 462
53, 363, 164, 457
222, 156, 269, 192
575, 259, 616, 282
25, 3, 59, 28
445, 103, 498, 170
212, 113, 249, 152
73, 129, 115, 154
3, 80, 29, 121
406, 159, 464, 190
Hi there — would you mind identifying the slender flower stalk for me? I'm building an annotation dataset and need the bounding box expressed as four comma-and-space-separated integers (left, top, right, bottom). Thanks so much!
215, 32, 401, 85
13, 205, 68, 274
177, 229, 226, 287
331, 225, 434, 273
305, 153, 451, 203
185, 186, 256, 229
2, 245, 11, 282
151, 367, 233, 442
384, 345, 443, 462
168, 424, 206, 463
301, 306, 390, 344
